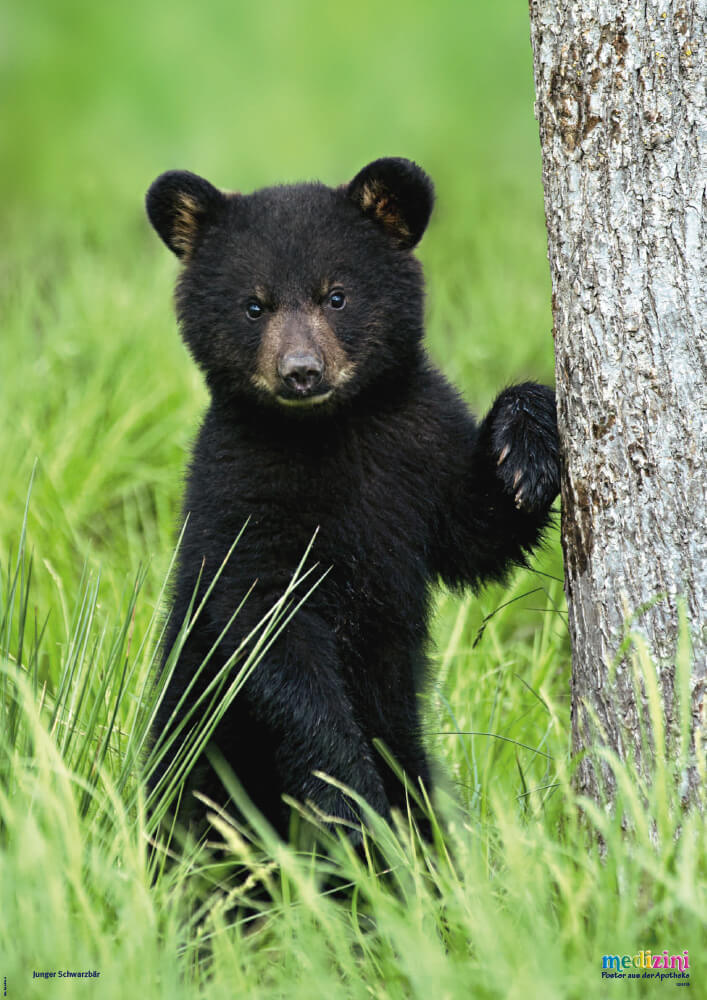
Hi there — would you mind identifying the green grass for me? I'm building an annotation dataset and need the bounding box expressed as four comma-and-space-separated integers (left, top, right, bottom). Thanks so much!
1, 1, 704, 996
1, 520, 704, 1000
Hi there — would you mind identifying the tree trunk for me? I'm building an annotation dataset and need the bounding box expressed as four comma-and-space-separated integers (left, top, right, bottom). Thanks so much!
528, 0, 706, 803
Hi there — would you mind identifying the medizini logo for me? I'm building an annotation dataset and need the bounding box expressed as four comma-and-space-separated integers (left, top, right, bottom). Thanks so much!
602, 950, 690, 977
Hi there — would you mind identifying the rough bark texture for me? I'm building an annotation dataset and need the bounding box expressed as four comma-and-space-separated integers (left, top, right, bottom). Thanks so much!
528, 0, 706, 802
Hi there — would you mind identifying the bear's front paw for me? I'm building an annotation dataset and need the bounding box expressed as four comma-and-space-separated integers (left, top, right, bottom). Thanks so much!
487, 382, 560, 513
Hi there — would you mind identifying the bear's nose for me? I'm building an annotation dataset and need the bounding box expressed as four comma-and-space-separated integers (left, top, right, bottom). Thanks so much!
278, 352, 324, 394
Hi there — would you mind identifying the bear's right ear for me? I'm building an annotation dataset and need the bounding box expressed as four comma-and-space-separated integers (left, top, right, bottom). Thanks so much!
146, 170, 227, 259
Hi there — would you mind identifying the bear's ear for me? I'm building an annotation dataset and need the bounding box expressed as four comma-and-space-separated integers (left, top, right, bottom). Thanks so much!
146, 170, 227, 258
346, 158, 434, 248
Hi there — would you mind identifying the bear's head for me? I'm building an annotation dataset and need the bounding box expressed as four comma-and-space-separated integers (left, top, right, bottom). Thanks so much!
146, 158, 434, 412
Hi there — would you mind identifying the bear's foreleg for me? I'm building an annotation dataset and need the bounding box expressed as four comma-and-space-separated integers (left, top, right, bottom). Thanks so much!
432, 382, 560, 589
230, 608, 392, 840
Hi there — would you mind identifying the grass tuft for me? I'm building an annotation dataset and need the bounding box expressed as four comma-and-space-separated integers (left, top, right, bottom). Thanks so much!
1, 516, 704, 998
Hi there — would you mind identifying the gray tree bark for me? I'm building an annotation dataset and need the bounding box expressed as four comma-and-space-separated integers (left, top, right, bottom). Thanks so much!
528, 0, 706, 803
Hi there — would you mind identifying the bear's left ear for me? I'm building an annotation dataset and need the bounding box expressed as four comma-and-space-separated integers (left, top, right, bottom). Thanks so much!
146, 170, 227, 259
346, 157, 434, 248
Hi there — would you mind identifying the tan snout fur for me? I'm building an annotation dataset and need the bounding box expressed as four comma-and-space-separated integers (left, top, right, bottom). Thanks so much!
253, 308, 354, 399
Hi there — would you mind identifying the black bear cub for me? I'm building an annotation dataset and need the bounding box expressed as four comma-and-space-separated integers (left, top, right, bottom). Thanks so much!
146, 158, 559, 841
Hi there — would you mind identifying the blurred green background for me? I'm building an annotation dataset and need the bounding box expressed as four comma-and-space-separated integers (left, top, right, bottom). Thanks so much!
0, 0, 557, 665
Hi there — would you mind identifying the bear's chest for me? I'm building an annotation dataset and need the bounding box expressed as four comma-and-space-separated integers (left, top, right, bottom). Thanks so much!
246, 432, 430, 576
193, 412, 436, 626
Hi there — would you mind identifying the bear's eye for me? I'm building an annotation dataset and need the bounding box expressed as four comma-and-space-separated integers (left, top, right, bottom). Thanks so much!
245, 300, 264, 320
327, 290, 346, 310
